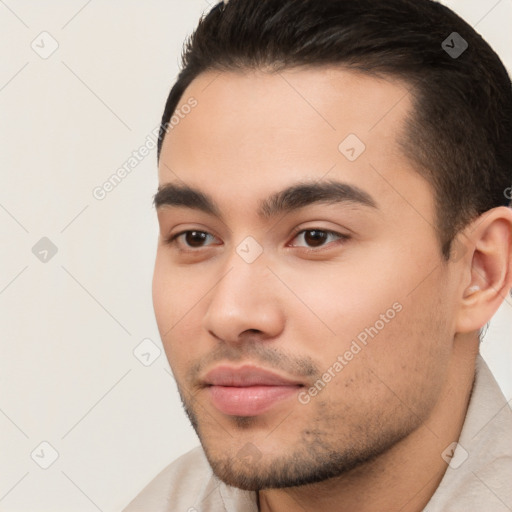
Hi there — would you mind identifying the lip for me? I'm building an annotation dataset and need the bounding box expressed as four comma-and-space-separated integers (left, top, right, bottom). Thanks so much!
203, 365, 303, 416
203, 365, 304, 387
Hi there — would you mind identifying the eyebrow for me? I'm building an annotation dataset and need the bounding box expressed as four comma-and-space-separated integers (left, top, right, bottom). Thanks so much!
153, 179, 378, 220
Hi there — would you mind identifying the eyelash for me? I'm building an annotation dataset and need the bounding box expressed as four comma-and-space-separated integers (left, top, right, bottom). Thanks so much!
163, 228, 350, 252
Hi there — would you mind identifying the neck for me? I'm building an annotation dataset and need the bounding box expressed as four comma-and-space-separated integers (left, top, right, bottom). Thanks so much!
258, 337, 479, 512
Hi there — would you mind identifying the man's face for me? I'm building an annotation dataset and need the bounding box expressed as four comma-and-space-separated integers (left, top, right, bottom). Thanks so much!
153, 67, 460, 490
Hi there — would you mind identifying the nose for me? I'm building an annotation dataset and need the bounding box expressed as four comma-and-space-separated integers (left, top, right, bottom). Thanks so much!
202, 257, 285, 346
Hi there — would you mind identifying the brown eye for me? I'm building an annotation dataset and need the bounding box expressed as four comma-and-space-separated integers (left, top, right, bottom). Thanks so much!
290, 229, 348, 249
184, 231, 209, 247
303, 230, 329, 247
165, 230, 219, 249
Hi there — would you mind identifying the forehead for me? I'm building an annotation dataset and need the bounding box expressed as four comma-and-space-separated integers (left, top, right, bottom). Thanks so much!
157, 67, 433, 224
161, 66, 413, 153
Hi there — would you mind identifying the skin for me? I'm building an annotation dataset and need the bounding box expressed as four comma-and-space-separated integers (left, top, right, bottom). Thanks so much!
152, 67, 512, 512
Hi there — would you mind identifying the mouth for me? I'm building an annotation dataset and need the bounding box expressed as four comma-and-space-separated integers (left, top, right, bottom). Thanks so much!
202, 365, 304, 416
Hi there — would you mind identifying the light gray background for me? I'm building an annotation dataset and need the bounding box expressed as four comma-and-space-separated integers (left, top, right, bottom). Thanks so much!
0, 1, 510, 510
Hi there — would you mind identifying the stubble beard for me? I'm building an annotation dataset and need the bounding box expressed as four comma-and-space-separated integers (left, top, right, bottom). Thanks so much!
178, 387, 424, 492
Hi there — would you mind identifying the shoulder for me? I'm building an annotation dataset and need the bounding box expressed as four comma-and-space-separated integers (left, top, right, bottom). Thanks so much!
122, 446, 217, 511
425, 355, 512, 511
122, 446, 258, 512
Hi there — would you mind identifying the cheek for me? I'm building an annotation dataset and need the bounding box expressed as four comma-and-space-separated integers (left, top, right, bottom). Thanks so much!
152, 254, 218, 375
152, 254, 203, 330
307, 297, 450, 433
152, 254, 175, 332
278, 261, 405, 356
289, 249, 451, 378
152, 256, 193, 359
347, 279, 452, 410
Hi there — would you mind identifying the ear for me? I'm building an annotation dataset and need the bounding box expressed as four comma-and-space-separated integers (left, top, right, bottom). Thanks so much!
455, 206, 512, 333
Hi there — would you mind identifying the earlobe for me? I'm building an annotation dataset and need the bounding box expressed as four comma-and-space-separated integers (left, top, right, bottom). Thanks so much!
455, 207, 512, 334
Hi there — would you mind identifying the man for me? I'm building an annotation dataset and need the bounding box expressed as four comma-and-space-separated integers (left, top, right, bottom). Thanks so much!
123, 0, 512, 510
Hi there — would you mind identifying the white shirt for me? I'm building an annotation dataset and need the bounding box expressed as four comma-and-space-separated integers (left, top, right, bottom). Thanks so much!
122, 355, 512, 511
